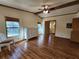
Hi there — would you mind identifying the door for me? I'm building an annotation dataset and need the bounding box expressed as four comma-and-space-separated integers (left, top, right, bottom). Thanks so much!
72, 18, 79, 31
50, 20, 56, 34
71, 18, 79, 42
45, 21, 50, 35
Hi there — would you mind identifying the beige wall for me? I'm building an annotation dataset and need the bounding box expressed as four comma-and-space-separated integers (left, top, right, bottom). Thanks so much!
75, 12, 79, 17
0, 6, 41, 41
43, 14, 76, 39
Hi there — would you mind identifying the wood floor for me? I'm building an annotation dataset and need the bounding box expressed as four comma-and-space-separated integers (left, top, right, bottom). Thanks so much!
0, 34, 79, 59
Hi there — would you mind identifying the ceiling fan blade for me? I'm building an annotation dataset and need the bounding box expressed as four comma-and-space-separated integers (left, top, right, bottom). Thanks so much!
38, 9, 43, 10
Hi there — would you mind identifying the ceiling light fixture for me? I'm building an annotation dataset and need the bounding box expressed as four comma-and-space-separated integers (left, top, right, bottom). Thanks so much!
42, 0, 49, 14
43, 9, 49, 14
42, 5, 49, 14
39, 0, 49, 14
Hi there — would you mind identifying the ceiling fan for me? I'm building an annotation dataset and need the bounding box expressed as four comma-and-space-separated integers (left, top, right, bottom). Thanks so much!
39, 0, 51, 14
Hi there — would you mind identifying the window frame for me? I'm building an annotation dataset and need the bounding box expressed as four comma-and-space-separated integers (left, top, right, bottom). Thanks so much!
5, 17, 20, 38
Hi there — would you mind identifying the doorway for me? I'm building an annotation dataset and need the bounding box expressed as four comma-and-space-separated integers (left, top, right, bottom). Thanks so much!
49, 20, 56, 35
44, 20, 56, 39
44, 20, 56, 35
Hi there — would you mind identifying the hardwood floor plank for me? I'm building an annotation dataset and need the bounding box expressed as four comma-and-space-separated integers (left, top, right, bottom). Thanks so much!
0, 34, 79, 59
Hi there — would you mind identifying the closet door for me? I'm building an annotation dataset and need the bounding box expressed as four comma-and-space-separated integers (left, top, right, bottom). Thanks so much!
71, 31, 79, 42
72, 18, 79, 31
71, 18, 79, 42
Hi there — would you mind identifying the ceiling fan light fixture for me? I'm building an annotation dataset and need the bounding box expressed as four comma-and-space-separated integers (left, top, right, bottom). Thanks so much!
40, 0, 50, 14
43, 10, 48, 14
44, 5, 48, 9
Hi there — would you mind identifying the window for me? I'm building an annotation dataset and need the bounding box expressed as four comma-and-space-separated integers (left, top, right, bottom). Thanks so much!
5, 17, 20, 37
37, 22, 42, 34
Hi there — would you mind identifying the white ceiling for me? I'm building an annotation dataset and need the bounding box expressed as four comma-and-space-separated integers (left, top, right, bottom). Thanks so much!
39, 4, 79, 17
0, 0, 78, 17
